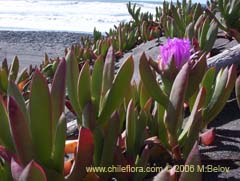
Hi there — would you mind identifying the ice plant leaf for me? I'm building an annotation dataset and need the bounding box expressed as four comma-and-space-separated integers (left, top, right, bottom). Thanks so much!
201, 67, 216, 107
51, 59, 66, 134
179, 87, 206, 152
203, 65, 237, 127
11, 158, 23, 180
100, 112, 120, 180
235, 75, 240, 110
165, 62, 190, 139
92, 55, 104, 113
19, 161, 47, 181
139, 53, 168, 108
99, 56, 134, 124
153, 168, 171, 181
8, 96, 33, 166
0, 97, 14, 151
186, 54, 207, 99
8, 81, 29, 124
52, 114, 66, 174
200, 128, 216, 146
82, 101, 96, 131
78, 62, 91, 111
133, 145, 150, 181
0, 69, 8, 93
9, 56, 19, 81
67, 127, 94, 180
101, 46, 115, 99
66, 48, 81, 120
204, 20, 218, 52
179, 142, 202, 181
126, 100, 136, 157
29, 70, 52, 166
140, 82, 150, 109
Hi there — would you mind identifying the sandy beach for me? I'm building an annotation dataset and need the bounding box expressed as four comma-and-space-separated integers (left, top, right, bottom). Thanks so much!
0, 31, 90, 69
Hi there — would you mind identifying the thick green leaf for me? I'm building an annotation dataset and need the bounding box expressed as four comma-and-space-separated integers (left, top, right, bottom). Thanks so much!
100, 112, 120, 180
99, 56, 134, 124
179, 142, 202, 181
8, 81, 30, 125
0, 97, 14, 151
126, 100, 136, 157
133, 145, 150, 181
78, 62, 91, 110
140, 82, 150, 109
19, 161, 47, 181
100, 112, 120, 166
156, 104, 169, 149
16, 68, 29, 84
201, 67, 216, 107
67, 127, 94, 180
92, 56, 104, 114
66, 48, 81, 120
203, 65, 237, 126
186, 54, 207, 100
2, 58, 8, 75
52, 114, 66, 174
200, 17, 210, 50
9, 56, 19, 81
29, 70, 52, 165
179, 87, 206, 143
139, 53, 168, 108
135, 110, 147, 153
235, 75, 240, 109
82, 101, 96, 131
164, 63, 190, 138
0, 69, 8, 93
93, 127, 104, 166
8, 96, 33, 166
101, 46, 115, 98
51, 59, 66, 134
204, 20, 218, 52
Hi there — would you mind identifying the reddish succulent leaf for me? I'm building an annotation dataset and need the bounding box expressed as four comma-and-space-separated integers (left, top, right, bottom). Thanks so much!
51, 58, 67, 133
0, 146, 17, 163
200, 128, 216, 146
66, 127, 94, 180
19, 160, 47, 181
235, 75, 240, 109
153, 168, 171, 181
179, 142, 202, 181
8, 96, 33, 166
65, 100, 76, 115
134, 145, 150, 180
165, 62, 190, 138
11, 158, 24, 180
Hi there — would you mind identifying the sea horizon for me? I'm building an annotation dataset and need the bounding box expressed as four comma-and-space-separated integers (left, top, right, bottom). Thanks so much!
0, 0, 206, 34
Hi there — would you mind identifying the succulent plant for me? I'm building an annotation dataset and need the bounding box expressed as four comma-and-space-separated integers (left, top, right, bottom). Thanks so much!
206, 0, 240, 42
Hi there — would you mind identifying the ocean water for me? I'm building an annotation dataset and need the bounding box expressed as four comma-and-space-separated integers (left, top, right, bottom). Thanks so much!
0, 0, 206, 33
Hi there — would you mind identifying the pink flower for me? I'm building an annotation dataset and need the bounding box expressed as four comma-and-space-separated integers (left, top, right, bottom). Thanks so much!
159, 38, 191, 69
